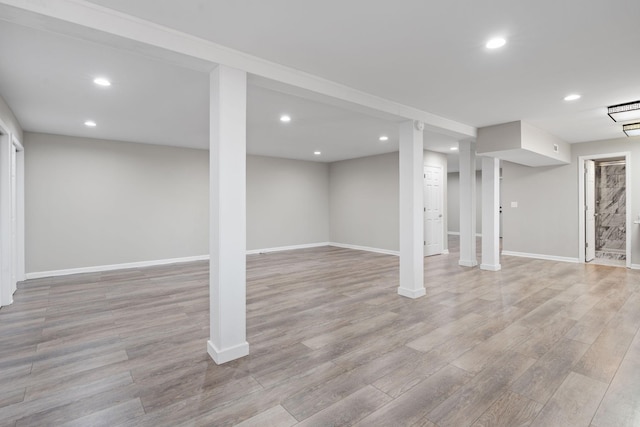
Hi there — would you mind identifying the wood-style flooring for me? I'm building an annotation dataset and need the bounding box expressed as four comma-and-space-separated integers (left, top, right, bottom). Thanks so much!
1, 238, 639, 426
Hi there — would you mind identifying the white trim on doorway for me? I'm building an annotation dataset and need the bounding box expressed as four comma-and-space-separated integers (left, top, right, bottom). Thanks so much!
13, 135, 25, 282
0, 120, 17, 306
577, 152, 631, 268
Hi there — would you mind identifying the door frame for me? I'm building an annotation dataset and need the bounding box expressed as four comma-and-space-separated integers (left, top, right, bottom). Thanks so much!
423, 164, 444, 256
578, 152, 631, 268
12, 135, 25, 284
0, 119, 25, 308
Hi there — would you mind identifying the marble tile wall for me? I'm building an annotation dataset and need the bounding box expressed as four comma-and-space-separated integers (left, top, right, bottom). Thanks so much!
595, 163, 626, 255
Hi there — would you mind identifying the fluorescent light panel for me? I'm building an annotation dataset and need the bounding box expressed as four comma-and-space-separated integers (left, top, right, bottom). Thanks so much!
608, 101, 640, 122
623, 122, 640, 137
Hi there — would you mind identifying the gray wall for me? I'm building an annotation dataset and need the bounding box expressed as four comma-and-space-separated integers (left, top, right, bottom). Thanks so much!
447, 171, 482, 234
330, 150, 448, 253
502, 136, 640, 263
330, 152, 399, 251
502, 161, 575, 257
24, 133, 332, 273
25, 133, 210, 272
247, 155, 329, 250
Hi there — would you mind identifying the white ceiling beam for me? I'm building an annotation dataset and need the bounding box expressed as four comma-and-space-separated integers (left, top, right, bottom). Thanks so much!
0, 0, 476, 139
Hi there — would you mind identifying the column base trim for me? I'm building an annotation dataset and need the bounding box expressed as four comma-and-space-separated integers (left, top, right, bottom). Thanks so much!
480, 263, 502, 271
458, 259, 478, 267
207, 340, 249, 365
397, 287, 426, 299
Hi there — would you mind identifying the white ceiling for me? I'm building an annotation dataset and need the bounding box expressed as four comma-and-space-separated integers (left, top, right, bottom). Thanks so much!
1, 0, 639, 163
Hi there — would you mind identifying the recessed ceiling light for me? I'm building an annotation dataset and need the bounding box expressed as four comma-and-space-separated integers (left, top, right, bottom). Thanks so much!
280, 115, 291, 123
84, 120, 97, 127
314, 151, 321, 156
450, 147, 459, 151
379, 135, 389, 142
486, 37, 506, 49
93, 77, 111, 87
564, 94, 581, 101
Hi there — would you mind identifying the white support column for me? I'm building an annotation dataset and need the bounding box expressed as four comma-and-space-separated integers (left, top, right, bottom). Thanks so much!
398, 120, 425, 299
480, 156, 501, 271
459, 140, 478, 267
14, 139, 25, 282
0, 131, 12, 307
208, 65, 249, 364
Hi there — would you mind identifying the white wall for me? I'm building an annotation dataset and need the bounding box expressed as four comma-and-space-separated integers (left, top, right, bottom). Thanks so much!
330, 150, 448, 253
247, 155, 329, 250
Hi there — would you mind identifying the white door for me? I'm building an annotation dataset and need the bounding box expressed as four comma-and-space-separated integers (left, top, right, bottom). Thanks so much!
424, 165, 443, 256
585, 160, 596, 262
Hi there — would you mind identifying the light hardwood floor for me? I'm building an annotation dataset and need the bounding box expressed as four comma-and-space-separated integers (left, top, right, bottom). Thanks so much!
1, 239, 639, 426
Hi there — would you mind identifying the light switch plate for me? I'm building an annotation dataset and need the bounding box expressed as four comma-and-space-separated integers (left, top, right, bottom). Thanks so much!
511, 201, 518, 208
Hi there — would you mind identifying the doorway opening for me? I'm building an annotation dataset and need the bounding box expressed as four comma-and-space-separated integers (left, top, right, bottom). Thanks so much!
578, 153, 631, 268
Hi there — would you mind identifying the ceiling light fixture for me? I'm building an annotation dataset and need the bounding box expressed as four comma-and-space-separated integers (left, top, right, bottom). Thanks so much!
608, 100, 640, 122
379, 135, 389, 142
623, 123, 640, 137
486, 37, 506, 49
280, 115, 291, 123
84, 120, 97, 127
450, 147, 459, 151
564, 94, 581, 101
93, 77, 111, 87
314, 151, 321, 155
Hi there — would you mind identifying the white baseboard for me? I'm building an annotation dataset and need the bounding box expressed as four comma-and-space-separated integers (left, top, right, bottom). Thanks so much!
27, 243, 333, 279
447, 231, 482, 237
631, 264, 640, 270
246, 242, 329, 255
501, 250, 579, 264
25, 240, 430, 280
26, 254, 210, 280
442, 249, 450, 255
329, 242, 400, 256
